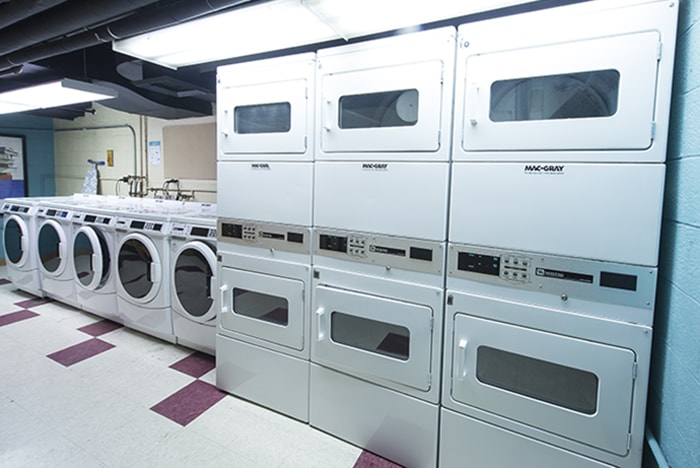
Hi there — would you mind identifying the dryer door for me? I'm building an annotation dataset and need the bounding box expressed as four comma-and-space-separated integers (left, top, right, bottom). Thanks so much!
3, 215, 30, 268
312, 284, 434, 393
219, 266, 305, 351
456, 31, 661, 160
37, 219, 68, 277
319, 61, 445, 158
116, 233, 162, 303
172, 240, 217, 323
448, 308, 636, 456
73, 226, 110, 291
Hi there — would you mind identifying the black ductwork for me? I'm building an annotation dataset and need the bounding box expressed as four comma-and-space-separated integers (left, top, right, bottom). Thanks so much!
0, 0, 254, 72
0, 0, 67, 30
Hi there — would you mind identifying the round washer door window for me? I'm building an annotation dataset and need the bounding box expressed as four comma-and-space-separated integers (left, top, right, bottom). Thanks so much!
117, 233, 161, 303
172, 241, 217, 322
38, 219, 68, 276
73, 226, 110, 291
3, 215, 28, 267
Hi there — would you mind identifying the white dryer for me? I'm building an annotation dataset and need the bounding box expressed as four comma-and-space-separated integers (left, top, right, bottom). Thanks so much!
2, 199, 43, 296
114, 213, 174, 343
170, 212, 218, 355
217, 219, 312, 422
35, 202, 79, 308
315, 27, 456, 162
440, 243, 656, 468
309, 229, 445, 468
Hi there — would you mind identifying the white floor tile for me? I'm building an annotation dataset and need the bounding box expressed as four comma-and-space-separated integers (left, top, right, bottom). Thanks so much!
0, 426, 83, 468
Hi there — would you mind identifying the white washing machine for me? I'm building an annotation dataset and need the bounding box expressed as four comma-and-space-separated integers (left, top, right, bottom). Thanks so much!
35, 202, 79, 308
217, 52, 316, 161
170, 212, 218, 355
309, 229, 444, 468
114, 212, 174, 343
2, 199, 43, 296
216, 219, 312, 422
440, 243, 656, 468
71, 206, 120, 321
315, 27, 456, 162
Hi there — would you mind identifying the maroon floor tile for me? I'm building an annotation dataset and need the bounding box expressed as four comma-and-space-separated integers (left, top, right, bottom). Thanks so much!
78, 319, 123, 337
14, 297, 52, 309
47, 338, 115, 367
150, 380, 226, 426
169, 352, 216, 379
0, 309, 39, 327
354, 451, 404, 468
0, 278, 11, 285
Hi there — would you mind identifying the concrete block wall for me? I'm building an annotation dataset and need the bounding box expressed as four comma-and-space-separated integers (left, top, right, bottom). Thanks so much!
648, 1, 700, 466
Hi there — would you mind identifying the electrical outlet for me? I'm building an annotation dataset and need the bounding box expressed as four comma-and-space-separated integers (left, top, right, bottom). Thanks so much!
107, 149, 114, 167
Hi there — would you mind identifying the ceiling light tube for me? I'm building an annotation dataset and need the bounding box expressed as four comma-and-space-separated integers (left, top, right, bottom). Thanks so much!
0, 79, 117, 115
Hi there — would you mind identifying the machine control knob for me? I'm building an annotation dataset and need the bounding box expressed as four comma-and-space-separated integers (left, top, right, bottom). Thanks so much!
385, 265, 391, 271
560, 294, 568, 302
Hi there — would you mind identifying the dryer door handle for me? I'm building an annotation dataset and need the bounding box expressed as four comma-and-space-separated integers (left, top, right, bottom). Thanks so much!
219, 285, 229, 314
315, 307, 326, 342
150, 262, 161, 285
455, 338, 469, 382
20, 233, 28, 257
467, 82, 480, 127
91, 251, 103, 273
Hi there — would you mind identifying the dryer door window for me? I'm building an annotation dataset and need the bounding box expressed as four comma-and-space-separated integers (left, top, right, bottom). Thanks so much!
117, 234, 161, 303
3, 216, 28, 267
312, 285, 433, 392
38, 220, 67, 276
73, 227, 110, 291
173, 241, 216, 322
219, 267, 305, 351
319, 61, 444, 156
219, 79, 309, 156
458, 31, 661, 155
450, 312, 636, 456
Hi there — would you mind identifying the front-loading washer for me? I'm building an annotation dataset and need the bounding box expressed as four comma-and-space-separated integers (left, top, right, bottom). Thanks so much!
3, 198, 44, 296
170, 212, 218, 355
35, 202, 79, 308
309, 229, 445, 468
71, 206, 119, 321
440, 243, 657, 468
216, 219, 312, 422
114, 213, 174, 343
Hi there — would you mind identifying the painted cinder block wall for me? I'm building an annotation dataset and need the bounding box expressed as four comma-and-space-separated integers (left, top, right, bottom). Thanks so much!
648, 0, 700, 467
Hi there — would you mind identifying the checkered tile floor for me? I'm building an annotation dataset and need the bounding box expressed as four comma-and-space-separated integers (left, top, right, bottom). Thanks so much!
0, 267, 401, 468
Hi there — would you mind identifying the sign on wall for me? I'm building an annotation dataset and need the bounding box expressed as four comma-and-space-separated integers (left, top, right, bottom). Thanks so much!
0, 134, 27, 199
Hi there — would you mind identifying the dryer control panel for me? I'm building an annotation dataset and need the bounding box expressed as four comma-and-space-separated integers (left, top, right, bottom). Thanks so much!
315, 229, 443, 275
218, 218, 310, 254
448, 243, 656, 312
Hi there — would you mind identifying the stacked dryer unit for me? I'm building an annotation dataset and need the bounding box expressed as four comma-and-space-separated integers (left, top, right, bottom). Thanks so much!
215, 53, 316, 422
310, 28, 455, 468
441, 1, 678, 467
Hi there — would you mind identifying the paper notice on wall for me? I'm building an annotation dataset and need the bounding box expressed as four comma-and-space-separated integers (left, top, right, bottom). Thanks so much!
148, 140, 162, 165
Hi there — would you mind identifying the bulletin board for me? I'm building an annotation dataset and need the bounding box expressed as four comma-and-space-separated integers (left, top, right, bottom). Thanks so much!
163, 122, 216, 180
0, 134, 27, 199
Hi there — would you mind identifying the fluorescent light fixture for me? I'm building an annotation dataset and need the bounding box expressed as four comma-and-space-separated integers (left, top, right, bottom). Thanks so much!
113, 0, 341, 69
301, 0, 534, 39
0, 79, 117, 115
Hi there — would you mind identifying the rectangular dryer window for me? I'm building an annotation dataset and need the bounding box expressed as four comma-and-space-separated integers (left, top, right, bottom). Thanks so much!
234, 102, 291, 134
339, 89, 419, 129
490, 69, 620, 122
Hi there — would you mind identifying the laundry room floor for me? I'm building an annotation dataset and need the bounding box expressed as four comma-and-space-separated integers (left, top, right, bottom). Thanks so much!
0, 266, 400, 468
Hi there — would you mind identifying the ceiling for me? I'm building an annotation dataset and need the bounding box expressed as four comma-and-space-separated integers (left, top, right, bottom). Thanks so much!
0, 0, 260, 120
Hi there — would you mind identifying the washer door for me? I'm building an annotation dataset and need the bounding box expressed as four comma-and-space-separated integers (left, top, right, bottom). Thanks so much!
37, 219, 68, 277
3, 215, 30, 268
172, 240, 216, 323
116, 233, 161, 303
73, 226, 111, 291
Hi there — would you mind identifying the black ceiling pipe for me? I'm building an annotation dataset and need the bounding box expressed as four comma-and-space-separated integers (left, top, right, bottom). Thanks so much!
0, 0, 255, 73
0, 0, 67, 30
0, 0, 161, 56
